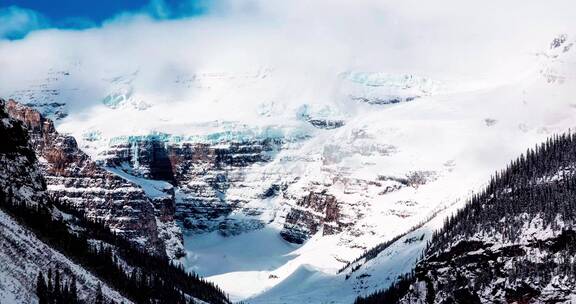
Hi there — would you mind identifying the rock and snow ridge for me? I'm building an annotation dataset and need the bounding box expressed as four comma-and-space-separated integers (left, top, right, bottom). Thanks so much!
4, 99, 185, 259
2, 34, 576, 303
0, 100, 230, 304
0, 102, 131, 304
357, 133, 576, 303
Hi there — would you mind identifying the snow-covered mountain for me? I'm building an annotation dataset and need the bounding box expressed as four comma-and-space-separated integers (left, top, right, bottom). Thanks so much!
0, 100, 230, 303
2, 31, 576, 303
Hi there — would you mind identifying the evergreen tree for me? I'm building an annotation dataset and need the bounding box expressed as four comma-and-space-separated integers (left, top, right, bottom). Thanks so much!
70, 275, 78, 304
47, 268, 53, 304
36, 271, 47, 304
95, 283, 104, 304
54, 269, 61, 302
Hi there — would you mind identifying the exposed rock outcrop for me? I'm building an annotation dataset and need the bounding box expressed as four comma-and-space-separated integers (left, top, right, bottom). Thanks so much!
307, 118, 345, 129
103, 137, 282, 236
0, 100, 131, 304
0, 100, 45, 207
4, 99, 181, 257
280, 191, 347, 244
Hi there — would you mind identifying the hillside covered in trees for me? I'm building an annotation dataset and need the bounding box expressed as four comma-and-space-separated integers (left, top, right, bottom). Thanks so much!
357, 132, 576, 303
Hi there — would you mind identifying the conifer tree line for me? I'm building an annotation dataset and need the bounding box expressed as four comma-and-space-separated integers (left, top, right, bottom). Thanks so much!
338, 209, 442, 276
354, 273, 413, 304
36, 269, 80, 304
0, 189, 230, 304
432, 132, 576, 252
356, 132, 576, 303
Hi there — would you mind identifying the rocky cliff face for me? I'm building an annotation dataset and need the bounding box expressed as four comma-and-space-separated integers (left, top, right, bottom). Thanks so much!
4, 99, 183, 258
0, 100, 45, 208
281, 191, 346, 244
102, 136, 282, 236
0, 100, 131, 304
97, 125, 440, 249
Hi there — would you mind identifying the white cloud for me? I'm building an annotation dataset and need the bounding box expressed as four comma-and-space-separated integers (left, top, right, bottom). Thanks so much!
0, 0, 575, 123
0, 6, 48, 39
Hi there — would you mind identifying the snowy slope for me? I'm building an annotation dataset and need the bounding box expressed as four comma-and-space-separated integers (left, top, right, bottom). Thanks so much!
204, 36, 574, 301
0, 210, 131, 304
191, 35, 576, 302
242, 202, 460, 303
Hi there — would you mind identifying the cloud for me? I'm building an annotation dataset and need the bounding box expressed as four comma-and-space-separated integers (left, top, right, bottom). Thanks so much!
2, 0, 574, 74
0, 0, 575, 126
0, 6, 49, 39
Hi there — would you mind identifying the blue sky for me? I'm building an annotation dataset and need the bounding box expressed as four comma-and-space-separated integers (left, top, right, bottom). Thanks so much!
0, 0, 208, 39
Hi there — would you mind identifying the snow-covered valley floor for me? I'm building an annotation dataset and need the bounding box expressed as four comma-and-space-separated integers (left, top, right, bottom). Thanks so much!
182, 228, 297, 301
